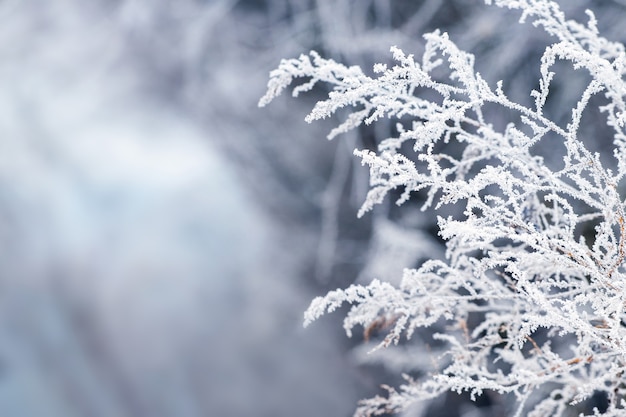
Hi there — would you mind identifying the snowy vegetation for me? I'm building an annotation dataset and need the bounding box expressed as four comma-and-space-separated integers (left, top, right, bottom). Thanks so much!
261, 1, 626, 415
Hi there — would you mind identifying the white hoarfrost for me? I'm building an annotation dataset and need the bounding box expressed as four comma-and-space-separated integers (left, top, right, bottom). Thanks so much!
261, 0, 626, 416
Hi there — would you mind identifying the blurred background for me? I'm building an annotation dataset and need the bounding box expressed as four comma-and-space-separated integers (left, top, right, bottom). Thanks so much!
1, 1, 625, 416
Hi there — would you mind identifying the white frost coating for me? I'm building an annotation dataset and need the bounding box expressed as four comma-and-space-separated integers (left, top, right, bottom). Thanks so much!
261, 0, 626, 416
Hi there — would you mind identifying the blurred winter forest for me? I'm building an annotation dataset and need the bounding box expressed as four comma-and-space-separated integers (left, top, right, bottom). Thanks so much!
2, 1, 626, 417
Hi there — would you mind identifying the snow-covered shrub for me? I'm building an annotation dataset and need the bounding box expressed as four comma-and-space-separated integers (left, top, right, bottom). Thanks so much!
261, 0, 626, 415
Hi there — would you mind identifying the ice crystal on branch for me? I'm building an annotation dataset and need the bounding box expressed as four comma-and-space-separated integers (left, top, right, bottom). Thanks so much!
260, 0, 626, 415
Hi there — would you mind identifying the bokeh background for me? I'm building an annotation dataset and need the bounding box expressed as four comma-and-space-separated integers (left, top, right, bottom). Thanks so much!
1, 1, 626, 416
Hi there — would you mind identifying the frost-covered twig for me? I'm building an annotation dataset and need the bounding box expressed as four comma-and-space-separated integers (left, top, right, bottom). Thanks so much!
260, 1, 626, 415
